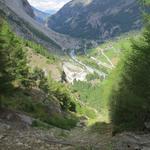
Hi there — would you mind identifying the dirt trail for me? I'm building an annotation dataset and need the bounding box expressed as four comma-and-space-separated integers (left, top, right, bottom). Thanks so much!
0, 110, 112, 150
0, 121, 112, 150
100, 48, 115, 68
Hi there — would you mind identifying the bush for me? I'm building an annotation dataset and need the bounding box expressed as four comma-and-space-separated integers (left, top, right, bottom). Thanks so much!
46, 114, 78, 130
1, 90, 78, 129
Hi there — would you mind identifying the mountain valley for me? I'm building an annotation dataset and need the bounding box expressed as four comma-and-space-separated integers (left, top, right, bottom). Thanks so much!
0, 0, 150, 150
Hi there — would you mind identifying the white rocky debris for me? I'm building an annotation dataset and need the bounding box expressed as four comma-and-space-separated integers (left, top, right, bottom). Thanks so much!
63, 62, 88, 84
70, 49, 106, 79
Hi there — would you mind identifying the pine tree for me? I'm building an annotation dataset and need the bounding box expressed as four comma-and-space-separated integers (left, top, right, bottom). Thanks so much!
0, 17, 29, 94
109, 1, 150, 132
0, 18, 14, 93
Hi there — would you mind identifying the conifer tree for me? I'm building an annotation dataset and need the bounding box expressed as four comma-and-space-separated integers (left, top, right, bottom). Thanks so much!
0, 18, 29, 94
109, 1, 150, 132
0, 18, 14, 93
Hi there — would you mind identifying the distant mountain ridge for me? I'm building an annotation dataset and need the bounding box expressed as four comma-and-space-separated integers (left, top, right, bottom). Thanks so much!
44, 9, 56, 15
48, 0, 142, 40
32, 7, 50, 25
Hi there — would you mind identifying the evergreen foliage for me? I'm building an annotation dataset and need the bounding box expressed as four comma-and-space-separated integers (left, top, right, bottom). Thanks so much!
0, 17, 28, 94
108, 3, 150, 132
25, 40, 57, 63
0, 18, 79, 129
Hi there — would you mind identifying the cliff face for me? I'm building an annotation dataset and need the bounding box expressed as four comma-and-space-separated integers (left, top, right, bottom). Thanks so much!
48, 0, 142, 40
22, 0, 35, 18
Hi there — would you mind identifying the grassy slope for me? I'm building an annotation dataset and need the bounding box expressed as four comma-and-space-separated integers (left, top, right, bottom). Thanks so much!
70, 32, 140, 124
90, 32, 140, 63
78, 32, 139, 73
26, 46, 98, 121
1, 35, 97, 129
27, 47, 61, 81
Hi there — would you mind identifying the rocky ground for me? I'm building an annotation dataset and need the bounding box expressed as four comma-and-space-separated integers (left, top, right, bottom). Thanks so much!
0, 109, 112, 150
0, 109, 150, 150
112, 132, 150, 150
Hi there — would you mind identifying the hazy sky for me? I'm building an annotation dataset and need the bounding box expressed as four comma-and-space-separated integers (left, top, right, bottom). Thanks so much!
28, 0, 71, 11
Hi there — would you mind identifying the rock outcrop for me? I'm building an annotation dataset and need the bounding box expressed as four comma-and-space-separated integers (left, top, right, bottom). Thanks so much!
22, 0, 35, 18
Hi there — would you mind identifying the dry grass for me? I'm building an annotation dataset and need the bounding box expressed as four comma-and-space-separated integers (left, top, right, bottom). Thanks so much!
27, 47, 61, 81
